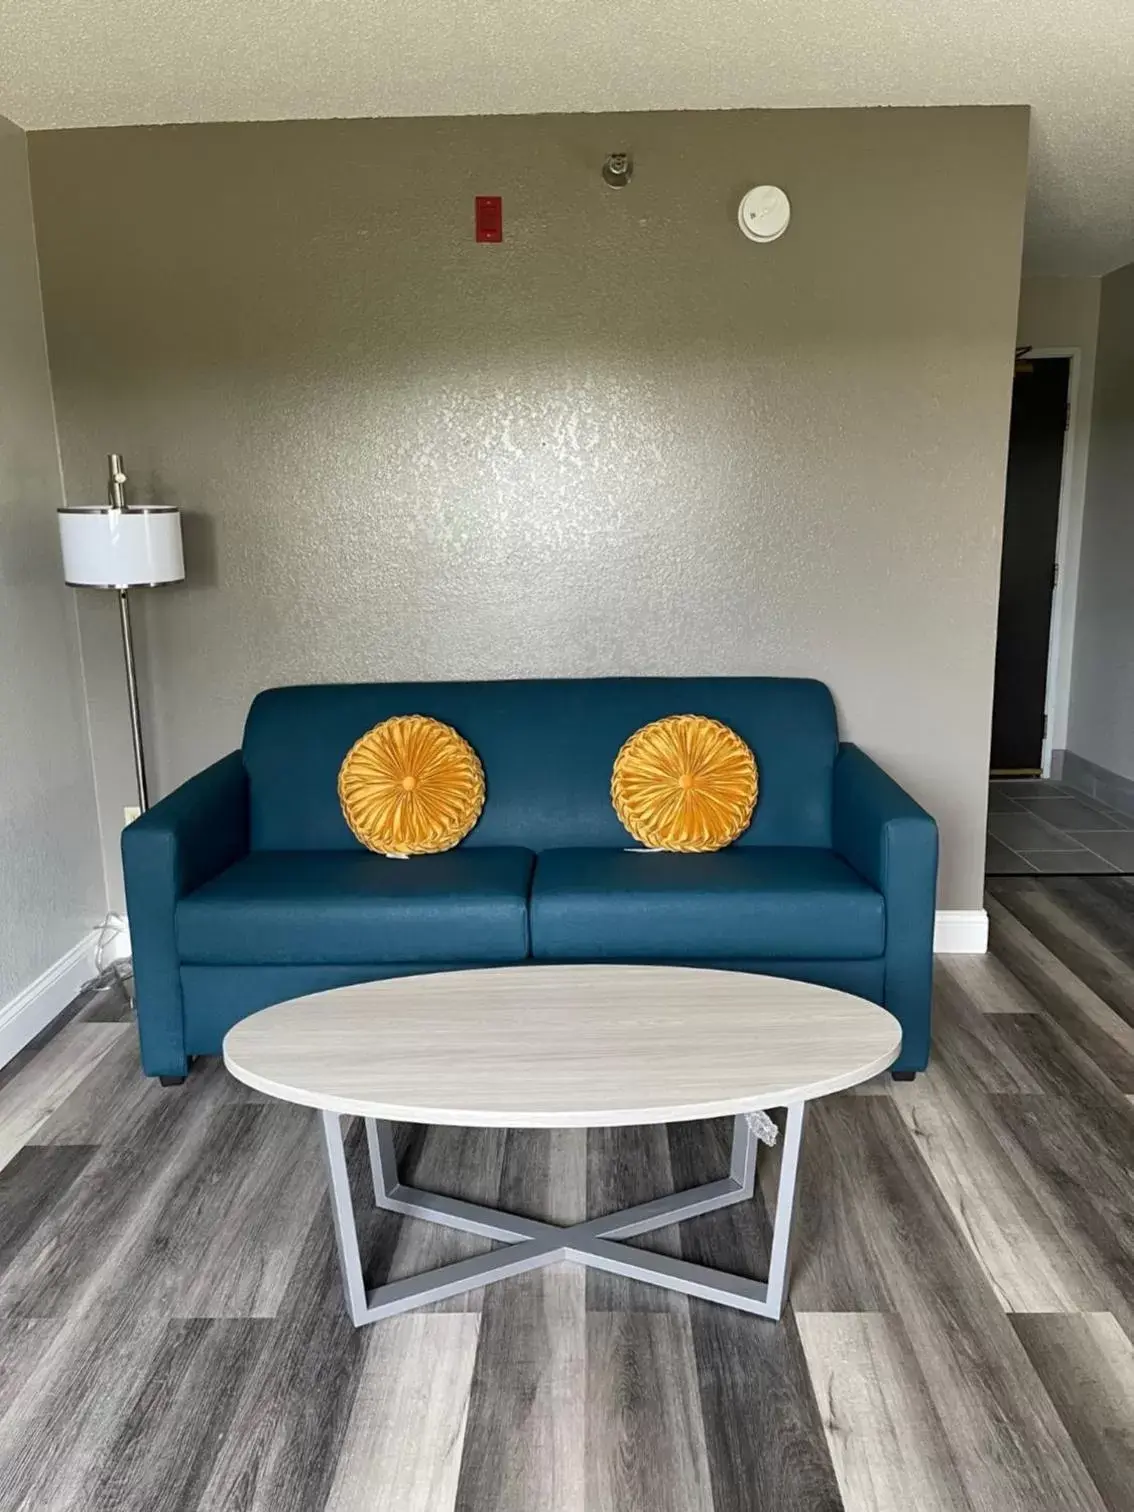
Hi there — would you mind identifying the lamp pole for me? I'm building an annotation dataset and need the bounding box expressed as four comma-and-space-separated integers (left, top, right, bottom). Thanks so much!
117, 585, 149, 812
105, 453, 150, 812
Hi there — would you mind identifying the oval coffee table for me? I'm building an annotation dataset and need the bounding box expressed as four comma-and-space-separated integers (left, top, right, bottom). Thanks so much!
223, 964, 900, 1326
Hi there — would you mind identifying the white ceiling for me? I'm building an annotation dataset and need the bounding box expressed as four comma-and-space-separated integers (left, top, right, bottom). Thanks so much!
1, 0, 1130, 275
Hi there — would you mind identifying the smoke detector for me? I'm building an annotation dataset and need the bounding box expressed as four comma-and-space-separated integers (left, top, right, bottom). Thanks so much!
738, 186, 791, 242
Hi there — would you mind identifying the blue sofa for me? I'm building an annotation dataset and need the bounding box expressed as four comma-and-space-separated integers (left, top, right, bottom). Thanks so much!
122, 677, 938, 1082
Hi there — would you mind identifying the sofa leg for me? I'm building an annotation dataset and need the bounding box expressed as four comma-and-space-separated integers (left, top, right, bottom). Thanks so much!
891, 1070, 917, 1082
158, 1056, 194, 1087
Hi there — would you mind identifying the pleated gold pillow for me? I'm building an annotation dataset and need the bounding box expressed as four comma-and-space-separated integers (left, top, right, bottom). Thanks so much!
611, 714, 758, 852
338, 715, 485, 856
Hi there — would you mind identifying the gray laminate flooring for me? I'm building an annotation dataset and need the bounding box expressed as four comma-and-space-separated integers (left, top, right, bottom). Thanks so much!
1, 878, 1132, 1511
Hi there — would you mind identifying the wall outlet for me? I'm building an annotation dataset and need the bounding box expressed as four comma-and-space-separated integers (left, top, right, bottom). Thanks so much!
123, 805, 141, 827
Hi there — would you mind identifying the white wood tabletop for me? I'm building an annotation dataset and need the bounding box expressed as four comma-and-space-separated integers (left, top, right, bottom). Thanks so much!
222, 965, 901, 1127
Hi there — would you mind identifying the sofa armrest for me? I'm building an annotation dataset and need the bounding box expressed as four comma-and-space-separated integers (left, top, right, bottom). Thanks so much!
832, 743, 938, 1070
122, 751, 249, 1076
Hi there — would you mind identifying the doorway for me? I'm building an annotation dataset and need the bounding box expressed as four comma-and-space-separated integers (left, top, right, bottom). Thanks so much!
989, 354, 1071, 777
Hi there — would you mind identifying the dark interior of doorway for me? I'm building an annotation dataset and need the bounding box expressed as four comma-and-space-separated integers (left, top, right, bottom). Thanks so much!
989, 353, 1070, 778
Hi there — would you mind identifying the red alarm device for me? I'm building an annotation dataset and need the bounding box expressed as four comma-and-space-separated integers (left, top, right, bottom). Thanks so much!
475, 196, 502, 243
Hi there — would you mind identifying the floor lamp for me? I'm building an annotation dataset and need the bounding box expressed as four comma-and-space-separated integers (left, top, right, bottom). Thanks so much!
58, 455, 184, 813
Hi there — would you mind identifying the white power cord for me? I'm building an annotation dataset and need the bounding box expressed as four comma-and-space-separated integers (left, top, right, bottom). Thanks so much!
76, 913, 133, 999
93, 912, 129, 975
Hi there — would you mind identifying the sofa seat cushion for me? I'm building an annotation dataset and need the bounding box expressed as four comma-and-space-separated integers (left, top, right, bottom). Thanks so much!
176, 849, 534, 966
529, 847, 884, 962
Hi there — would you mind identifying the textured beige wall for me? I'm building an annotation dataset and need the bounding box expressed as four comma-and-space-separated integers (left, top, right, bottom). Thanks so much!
1067, 260, 1134, 780
1015, 276, 1100, 754
0, 114, 104, 1005
29, 107, 1029, 911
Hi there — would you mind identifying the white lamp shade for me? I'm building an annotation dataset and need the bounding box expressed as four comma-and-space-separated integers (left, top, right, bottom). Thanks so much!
58, 507, 184, 588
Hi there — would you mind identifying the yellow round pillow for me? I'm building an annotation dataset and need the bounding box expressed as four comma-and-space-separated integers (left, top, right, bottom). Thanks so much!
338, 715, 485, 856
611, 714, 758, 852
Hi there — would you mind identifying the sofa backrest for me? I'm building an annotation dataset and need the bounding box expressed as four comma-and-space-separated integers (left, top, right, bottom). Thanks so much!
242, 677, 839, 852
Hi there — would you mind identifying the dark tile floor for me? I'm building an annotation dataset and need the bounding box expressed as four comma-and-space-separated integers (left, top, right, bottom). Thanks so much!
987, 779, 1134, 876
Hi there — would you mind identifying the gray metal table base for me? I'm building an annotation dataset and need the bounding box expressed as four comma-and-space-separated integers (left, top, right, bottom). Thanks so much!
319, 1103, 805, 1327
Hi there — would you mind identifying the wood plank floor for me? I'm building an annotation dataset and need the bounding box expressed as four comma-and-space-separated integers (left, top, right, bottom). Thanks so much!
0, 877, 1132, 1511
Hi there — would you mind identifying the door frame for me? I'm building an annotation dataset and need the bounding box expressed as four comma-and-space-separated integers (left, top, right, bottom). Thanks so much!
1014, 346, 1084, 778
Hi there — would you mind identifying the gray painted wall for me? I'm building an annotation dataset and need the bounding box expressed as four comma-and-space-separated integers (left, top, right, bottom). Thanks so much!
0, 114, 105, 1006
29, 106, 1029, 911
1067, 260, 1134, 782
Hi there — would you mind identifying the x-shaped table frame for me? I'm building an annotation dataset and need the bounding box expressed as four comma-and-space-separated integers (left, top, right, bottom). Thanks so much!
319, 1102, 806, 1326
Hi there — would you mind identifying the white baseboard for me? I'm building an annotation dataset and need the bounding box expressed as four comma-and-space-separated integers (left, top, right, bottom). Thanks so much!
934, 909, 989, 954
0, 931, 101, 1069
